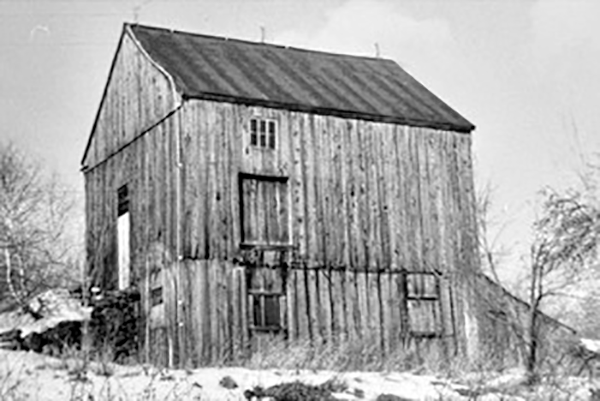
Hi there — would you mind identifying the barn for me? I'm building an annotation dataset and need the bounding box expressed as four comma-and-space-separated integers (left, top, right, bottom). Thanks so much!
82, 23, 481, 367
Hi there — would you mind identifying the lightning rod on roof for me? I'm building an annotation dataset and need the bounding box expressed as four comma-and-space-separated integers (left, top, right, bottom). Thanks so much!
132, 0, 153, 23
260, 26, 265, 43
375, 43, 381, 58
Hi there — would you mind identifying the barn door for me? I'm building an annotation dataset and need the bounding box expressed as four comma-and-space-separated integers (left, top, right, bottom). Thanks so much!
117, 185, 131, 290
239, 173, 290, 247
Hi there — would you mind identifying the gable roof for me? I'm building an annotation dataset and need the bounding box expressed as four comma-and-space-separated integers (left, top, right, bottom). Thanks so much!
128, 24, 474, 133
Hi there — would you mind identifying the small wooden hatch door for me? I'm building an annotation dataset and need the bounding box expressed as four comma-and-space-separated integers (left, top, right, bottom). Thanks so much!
405, 271, 443, 338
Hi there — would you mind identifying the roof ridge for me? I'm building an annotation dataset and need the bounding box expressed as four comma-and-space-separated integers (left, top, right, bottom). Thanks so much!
126, 22, 394, 63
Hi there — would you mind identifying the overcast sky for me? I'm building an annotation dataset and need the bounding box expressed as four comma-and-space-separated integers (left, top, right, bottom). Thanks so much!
1, 0, 599, 284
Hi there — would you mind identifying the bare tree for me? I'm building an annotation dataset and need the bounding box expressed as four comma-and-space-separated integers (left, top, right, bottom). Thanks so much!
476, 182, 531, 367
476, 181, 512, 279
0, 142, 77, 310
524, 187, 600, 380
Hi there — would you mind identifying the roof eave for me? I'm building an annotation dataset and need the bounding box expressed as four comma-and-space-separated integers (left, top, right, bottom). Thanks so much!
182, 92, 475, 133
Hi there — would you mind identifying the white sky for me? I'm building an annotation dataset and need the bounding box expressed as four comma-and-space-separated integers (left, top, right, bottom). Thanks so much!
1, 0, 599, 286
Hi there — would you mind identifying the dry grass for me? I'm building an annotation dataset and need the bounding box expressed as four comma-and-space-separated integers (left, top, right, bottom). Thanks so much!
239, 334, 478, 377
2, 336, 600, 400
0, 360, 25, 401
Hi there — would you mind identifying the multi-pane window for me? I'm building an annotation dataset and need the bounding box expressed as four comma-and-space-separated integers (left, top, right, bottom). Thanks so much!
239, 174, 289, 246
252, 294, 281, 328
405, 272, 442, 338
247, 267, 284, 332
250, 117, 276, 149
117, 185, 131, 290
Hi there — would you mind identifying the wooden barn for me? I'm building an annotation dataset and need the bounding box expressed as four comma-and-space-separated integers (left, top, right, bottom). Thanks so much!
82, 23, 481, 367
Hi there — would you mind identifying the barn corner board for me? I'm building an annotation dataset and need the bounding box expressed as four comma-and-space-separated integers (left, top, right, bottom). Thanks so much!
82, 23, 484, 367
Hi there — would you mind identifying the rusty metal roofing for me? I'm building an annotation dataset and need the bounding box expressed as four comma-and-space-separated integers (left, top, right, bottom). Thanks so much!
129, 24, 474, 133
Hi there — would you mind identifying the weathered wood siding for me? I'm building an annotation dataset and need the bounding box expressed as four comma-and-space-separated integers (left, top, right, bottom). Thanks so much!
84, 25, 181, 289
82, 28, 176, 170
161, 259, 461, 367
84, 108, 182, 365
475, 273, 577, 369
166, 99, 479, 364
178, 99, 478, 274
85, 87, 479, 365
84, 117, 180, 289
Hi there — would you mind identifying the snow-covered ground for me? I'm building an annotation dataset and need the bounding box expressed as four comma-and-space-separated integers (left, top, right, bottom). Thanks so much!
0, 349, 597, 400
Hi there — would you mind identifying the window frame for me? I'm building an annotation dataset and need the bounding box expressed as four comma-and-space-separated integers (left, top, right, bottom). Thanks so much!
249, 117, 277, 150
248, 289, 284, 332
404, 271, 443, 338
246, 267, 286, 333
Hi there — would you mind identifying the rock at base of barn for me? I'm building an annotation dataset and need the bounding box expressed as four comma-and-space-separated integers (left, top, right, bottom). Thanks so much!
87, 288, 141, 362
0, 289, 92, 353
0, 287, 141, 362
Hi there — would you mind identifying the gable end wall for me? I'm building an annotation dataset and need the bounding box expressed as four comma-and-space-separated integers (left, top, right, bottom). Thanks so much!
82, 28, 178, 169
84, 28, 181, 290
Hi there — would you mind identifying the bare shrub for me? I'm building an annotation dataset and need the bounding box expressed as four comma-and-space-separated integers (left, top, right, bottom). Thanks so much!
0, 141, 80, 308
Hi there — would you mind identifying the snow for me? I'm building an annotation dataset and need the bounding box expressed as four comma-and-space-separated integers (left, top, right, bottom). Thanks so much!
0, 289, 91, 338
581, 338, 600, 355
0, 349, 465, 400
1, 349, 599, 400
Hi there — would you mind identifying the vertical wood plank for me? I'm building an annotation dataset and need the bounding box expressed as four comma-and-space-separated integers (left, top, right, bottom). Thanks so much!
286, 266, 297, 341
217, 105, 230, 259
163, 261, 176, 367
201, 260, 212, 363
230, 265, 240, 361
366, 122, 381, 270
221, 261, 232, 361
208, 104, 220, 259
319, 268, 333, 343
239, 264, 249, 358
356, 271, 368, 339
408, 128, 422, 271
303, 115, 318, 264
377, 125, 391, 270
394, 126, 408, 272
387, 272, 401, 352
345, 269, 358, 342
308, 269, 322, 344
347, 120, 363, 270
380, 272, 391, 353
197, 102, 208, 259
331, 269, 345, 340
177, 261, 189, 367
312, 116, 326, 264
290, 113, 307, 258
189, 261, 202, 366
369, 271, 382, 352
209, 260, 220, 363
320, 117, 335, 265
295, 268, 310, 342
420, 130, 433, 274
357, 121, 370, 271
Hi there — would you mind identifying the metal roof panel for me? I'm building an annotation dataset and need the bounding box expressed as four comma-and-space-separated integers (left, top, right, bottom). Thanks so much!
129, 24, 475, 132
